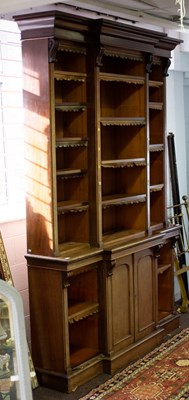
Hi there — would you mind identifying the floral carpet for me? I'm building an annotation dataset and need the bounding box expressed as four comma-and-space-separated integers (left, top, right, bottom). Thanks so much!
81, 329, 189, 400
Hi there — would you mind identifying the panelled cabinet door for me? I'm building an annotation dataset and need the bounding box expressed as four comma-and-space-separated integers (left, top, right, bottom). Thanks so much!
134, 248, 156, 341
106, 255, 134, 354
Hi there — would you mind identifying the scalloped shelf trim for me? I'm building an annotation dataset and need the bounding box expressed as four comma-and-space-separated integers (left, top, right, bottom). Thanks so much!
149, 80, 163, 88
149, 102, 163, 110
54, 71, 87, 82
102, 194, 146, 208
56, 169, 87, 179
55, 103, 86, 112
56, 138, 88, 148
101, 117, 146, 126
58, 201, 89, 214
102, 158, 146, 168
100, 72, 144, 85
150, 184, 164, 192
68, 302, 99, 324
58, 43, 86, 55
104, 48, 143, 62
150, 144, 164, 152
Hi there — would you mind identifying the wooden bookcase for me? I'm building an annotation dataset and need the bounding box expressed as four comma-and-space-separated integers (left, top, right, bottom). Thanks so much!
15, 11, 181, 392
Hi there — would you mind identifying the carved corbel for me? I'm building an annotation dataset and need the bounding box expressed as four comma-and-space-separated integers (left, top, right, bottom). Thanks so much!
145, 53, 154, 74
48, 38, 59, 63
163, 58, 171, 77
96, 46, 105, 67
62, 272, 70, 289
154, 243, 163, 259
170, 235, 180, 249
106, 259, 116, 277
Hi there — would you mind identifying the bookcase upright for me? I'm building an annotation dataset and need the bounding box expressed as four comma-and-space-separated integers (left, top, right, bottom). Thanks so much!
15, 11, 181, 392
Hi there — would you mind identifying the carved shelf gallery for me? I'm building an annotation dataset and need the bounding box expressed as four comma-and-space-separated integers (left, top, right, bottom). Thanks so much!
57, 201, 89, 214
55, 103, 86, 112
68, 301, 99, 324
149, 144, 164, 152
101, 158, 146, 168
99, 72, 145, 84
56, 138, 88, 148
56, 169, 87, 179
100, 117, 146, 126
149, 80, 163, 88
54, 71, 87, 82
150, 184, 164, 192
102, 193, 146, 208
149, 102, 163, 110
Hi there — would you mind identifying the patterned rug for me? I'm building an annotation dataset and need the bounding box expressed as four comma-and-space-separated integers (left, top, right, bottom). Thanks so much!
81, 329, 189, 400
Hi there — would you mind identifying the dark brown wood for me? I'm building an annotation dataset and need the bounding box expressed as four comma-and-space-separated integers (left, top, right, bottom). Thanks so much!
16, 11, 181, 392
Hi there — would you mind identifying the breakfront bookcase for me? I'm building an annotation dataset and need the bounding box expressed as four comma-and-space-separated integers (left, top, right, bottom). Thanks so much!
15, 10, 181, 392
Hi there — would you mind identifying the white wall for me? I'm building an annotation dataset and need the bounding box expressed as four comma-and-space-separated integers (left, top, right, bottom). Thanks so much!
167, 47, 189, 302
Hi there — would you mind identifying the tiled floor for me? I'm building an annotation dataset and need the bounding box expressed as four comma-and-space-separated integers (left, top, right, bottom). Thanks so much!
32, 311, 189, 400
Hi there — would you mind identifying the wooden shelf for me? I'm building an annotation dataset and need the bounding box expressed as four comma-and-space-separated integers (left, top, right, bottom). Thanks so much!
102, 193, 146, 207
54, 71, 87, 82
150, 144, 164, 152
158, 264, 171, 274
57, 201, 88, 214
70, 346, 99, 368
149, 80, 163, 88
101, 117, 146, 126
100, 72, 145, 84
68, 301, 99, 323
103, 228, 145, 245
56, 169, 87, 178
55, 103, 86, 112
150, 184, 164, 192
56, 138, 88, 147
149, 102, 163, 110
101, 158, 146, 168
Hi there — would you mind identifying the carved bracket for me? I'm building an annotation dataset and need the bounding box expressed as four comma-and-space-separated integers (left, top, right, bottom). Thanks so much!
105, 259, 116, 277
48, 38, 59, 63
96, 46, 105, 67
62, 272, 70, 289
163, 58, 171, 77
145, 53, 154, 74
154, 243, 163, 259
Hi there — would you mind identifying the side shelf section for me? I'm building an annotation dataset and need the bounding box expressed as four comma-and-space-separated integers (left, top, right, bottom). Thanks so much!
52, 44, 89, 252
26, 252, 103, 393
148, 57, 166, 232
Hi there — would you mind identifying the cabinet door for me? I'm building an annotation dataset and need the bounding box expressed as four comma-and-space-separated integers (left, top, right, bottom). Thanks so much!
134, 248, 156, 341
105, 255, 134, 354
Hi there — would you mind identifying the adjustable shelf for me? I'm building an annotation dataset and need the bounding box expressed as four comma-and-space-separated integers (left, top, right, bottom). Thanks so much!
99, 72, 145, 84
102, 193, 146, 208
101, 158, 146, 168
56, 169, 87, 178
101, 117, 146, 126
149, 144, 164, 152
54, 71, 87, 82
55, 103, 86, 112
68, 301, 99, 323
57, 201, 89, 214
149, 102, 163, 110
56, 138, 88, 147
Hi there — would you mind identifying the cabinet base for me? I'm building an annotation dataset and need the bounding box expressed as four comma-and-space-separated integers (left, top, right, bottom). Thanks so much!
157, 313, 180, 334
103, 328, 164, 374
35, 355, 104, 393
